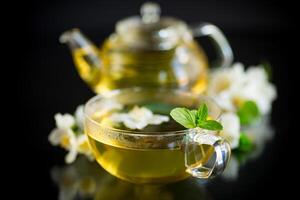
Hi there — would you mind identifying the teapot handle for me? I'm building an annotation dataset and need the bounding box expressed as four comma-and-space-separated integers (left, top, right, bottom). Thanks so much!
190, 23, 233, 68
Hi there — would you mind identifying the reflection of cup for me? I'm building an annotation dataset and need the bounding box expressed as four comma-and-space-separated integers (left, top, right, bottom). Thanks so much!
84, 88, 230, 184
51, 156, 213, 200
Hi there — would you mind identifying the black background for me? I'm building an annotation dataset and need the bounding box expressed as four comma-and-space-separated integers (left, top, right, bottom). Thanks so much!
17, 0, 293, 199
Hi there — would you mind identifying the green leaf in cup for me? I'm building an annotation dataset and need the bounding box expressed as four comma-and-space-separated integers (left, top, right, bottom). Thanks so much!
170, 108, 196, 128
198, 120, 223, 131
197, 103, 208, 122
170, 103, 223, 131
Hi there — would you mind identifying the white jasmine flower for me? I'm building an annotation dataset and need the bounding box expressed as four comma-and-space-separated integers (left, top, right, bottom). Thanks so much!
207, 63, 277, 115
239, 66, 277, 114
76, 135, 94, 161
219, 112, 241, 149
55, 113, 75, 129
49, 128, 74, 146
48, 127, 78, 163
49, 112, 94, 164
75, 105, 85, 130
65, 133, 78, 164
64, 134, 93, 164
207, 63, 245, 112
49, 113, 75, 147
110, 106, 169, 130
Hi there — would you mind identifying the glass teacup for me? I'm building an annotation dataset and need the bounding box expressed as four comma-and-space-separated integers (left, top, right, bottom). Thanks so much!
84, 88, 230, 184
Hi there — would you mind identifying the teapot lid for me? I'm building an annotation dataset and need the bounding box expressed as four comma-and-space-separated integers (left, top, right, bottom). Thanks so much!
116, 2, 191, 50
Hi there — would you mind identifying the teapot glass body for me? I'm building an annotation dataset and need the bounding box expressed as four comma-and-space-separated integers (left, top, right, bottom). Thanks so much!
71, 31, 208, 94
60, 2, 233, 94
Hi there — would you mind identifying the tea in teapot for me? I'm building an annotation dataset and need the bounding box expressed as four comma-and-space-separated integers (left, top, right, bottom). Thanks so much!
60, 2, 233, 94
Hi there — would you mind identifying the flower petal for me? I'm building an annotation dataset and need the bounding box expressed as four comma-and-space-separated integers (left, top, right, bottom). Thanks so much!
109, 106, 169, 130
55, 113, 75, 129
220, 112, 241, 149
148, 115, 170, 125
208, 63, 277, 115
48, 128, 64, 146
65, 147, 78, 164
75, 105, 85, 130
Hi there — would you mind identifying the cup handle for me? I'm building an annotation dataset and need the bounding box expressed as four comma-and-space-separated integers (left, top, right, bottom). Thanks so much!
185, 128, 231, 179
190, 23, 233, 68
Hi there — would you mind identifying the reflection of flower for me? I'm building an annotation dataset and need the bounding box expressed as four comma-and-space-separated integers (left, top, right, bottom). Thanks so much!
221, 115, 274, 180
52, 156, 211, 200
110, 106, 170, 130
51, 157, 103, 200
222, 156, 239, 180
243, 115, 274, 159
48, 106, 93, 164
207, 63, 277, 114
219, 112, 241, 149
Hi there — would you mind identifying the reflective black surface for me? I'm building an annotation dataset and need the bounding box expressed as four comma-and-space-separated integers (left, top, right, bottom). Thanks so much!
49, 116, 275, 200
19, 0, 292, 199
51, 156, 213, 200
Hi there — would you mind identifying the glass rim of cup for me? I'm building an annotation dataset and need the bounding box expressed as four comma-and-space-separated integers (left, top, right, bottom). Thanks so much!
84, 87, 222, 137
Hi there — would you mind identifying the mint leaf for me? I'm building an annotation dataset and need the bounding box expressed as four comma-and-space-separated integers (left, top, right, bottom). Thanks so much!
238, 132, 253, 152
196, 104, 208, 125
170, 108, 196, 128
191, 109, 198, 116
198, 120, 223, 131
237, 101, 260, 125
170, 104, 223, 131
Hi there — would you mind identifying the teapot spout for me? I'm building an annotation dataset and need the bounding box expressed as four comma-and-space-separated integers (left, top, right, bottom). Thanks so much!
60, 29, 102, 88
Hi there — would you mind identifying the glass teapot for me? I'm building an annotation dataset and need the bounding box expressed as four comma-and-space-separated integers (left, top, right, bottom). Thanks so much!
60, 2, 233, 94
